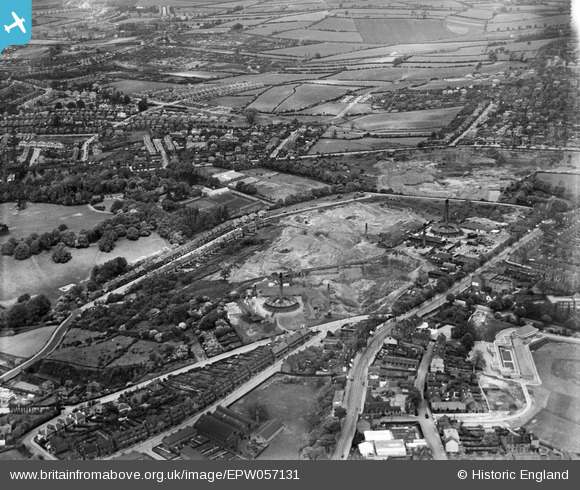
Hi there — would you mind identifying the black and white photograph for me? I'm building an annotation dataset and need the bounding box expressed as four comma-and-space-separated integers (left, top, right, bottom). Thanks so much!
0, 0, 578, 470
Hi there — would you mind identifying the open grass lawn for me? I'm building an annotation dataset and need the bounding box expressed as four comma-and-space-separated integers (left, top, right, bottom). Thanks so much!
0, 202, 109, 240
0, 450, 27, 460
527, 342, 580, 453
315, 17, 357, 32
0, 234, 170, 304
229, 375, 323, 459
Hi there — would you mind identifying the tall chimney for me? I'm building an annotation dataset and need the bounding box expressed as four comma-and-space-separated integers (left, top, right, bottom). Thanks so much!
365, 223, 368, 238
444, 199, 449, 224
422, 223, 427, 248
278, 272, 284, 300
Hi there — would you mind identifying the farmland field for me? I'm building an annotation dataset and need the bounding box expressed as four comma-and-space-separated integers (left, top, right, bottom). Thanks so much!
246, 21, 314, 36
527, 342, 580, 453
246, 85, 297, 112
264, 42, 366, 58
355, 19, 459, 44
347, 107, 462, 132
229, 375, 324, 459
0, 203, 109, 240
315, 17, 357, 31
275, 29, 363, 43
275, 84, 353, 113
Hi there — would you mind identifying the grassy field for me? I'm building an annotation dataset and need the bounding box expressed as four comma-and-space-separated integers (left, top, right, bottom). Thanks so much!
0, 325, 58, 358
246, 21, 314, 37
347, 107, 462, 132
527, 342, 580, 453
0, 203, 110, 240
0, 234, 170, 305
229, 375, 323, 459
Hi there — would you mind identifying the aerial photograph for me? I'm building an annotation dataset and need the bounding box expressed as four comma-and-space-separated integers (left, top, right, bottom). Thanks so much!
0, 0, 578, 463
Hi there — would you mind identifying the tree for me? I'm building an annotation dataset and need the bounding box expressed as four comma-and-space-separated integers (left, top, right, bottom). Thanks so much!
52, 244, 72, 263
446, 293, 456, 304
1, 241, 15, 256
137, 98, 148, 112
471, 350, 486, 372
405, 387, 422, 414
461, 332, 475, 352
334, 406, 347, 420
29, 239, 42, 255
220, 264, 233, 282
126, 227, 139, 240
540, 314, 552, 325
28, 295, 51, 319
319, 434, 336, 453
244, 108, 257, 126
231, 22, 244, 31
514, 306, 526, 318
13, 243, 31, 260
6, 303, 28, 330
98, 233, 115, 253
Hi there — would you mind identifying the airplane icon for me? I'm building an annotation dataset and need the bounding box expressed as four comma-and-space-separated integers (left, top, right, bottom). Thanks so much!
4, 12, 26, 34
